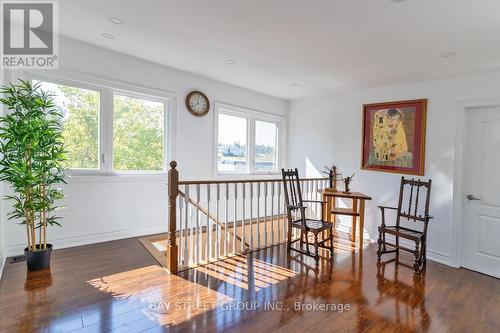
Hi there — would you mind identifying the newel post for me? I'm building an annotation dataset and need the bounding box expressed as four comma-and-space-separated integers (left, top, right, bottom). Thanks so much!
167, 160, 179, 274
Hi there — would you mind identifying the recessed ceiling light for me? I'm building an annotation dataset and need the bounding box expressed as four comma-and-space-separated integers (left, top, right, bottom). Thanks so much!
442, 51, 458, 58
226, 59, 237, 65
108, 17, 124, 25
101, 33, 115, 40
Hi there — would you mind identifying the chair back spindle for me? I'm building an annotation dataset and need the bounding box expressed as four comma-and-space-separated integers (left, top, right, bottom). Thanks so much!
396, 177, 432, 225
282, 168, 305, 226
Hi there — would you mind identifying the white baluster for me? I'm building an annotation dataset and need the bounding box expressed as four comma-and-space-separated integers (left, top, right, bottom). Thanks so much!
303, 180, 308, 218
277, 180, 282, 243
315, 180, 318, 217
184, 185, 190, 266
257, 182, 261, 249
206, 184, 211, 262
308, 180, 313, 218
250, 182, 254, 250
216, 184, 220, 260
178, 195, 183, 264
242, 183, 246, 253
225, 183, 229, 257
264, 181, 268, 247
196, 184, 201, 264
271, 181, 275, 245
233, 183, 238, 253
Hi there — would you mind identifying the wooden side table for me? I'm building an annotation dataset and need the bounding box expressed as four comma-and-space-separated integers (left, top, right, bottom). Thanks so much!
322, 189, 372, 248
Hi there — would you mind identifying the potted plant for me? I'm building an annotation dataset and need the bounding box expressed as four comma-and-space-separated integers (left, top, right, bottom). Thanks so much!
0, 80, 67, 271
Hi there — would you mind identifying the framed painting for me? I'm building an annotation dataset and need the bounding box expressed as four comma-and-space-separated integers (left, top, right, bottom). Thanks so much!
361, 99, 427, 175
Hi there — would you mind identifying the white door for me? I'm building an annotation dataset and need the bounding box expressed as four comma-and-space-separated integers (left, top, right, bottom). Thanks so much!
462, 105, 500, 278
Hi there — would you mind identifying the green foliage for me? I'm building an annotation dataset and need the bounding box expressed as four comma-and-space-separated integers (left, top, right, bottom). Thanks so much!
0, 80, 67, 251
57, 85, 99, 169
40, 82, 164, 172
113, 95, 164, 171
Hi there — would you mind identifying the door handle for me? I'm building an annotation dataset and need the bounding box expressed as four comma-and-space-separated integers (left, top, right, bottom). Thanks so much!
466, 194, 480, 201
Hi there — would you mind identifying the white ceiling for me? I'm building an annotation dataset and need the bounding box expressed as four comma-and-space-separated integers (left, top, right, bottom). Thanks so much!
60, 0, 500, 100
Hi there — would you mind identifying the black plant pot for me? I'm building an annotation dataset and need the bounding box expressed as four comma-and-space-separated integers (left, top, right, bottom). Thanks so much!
24, 244, 53, 271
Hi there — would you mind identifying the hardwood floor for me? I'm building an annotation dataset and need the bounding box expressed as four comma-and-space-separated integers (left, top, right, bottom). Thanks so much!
0, 235, 499, 333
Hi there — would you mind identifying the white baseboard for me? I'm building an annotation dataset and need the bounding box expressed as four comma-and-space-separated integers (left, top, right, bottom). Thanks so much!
5, 224, 166, 257
425, 249, 452, 266
337, 223, 452, 266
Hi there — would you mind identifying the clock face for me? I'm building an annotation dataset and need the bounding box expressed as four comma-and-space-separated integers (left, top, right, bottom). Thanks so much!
186, 91, 210, 116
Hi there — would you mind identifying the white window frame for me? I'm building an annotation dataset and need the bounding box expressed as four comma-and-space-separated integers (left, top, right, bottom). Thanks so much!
25, 71, 175, 180
214, 102, 285, 177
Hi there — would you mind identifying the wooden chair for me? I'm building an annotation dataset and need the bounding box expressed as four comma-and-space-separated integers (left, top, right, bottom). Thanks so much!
377, 177, 432, 272
282, 168, 334, 264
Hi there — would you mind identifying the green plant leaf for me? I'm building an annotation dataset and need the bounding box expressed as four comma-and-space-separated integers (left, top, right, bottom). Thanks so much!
0, 79, 68, 245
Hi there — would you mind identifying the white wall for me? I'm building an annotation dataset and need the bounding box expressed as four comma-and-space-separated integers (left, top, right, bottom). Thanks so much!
288, 71, 500, 266
2, 37, 288, 256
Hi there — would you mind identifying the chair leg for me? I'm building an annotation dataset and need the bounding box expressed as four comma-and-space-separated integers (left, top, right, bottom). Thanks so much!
329, 227, 334, 258
377, 230, 383, 262
395, 235, 400, 260
286, 223, 293, 253
422, 239, 427, 266
314, 232, 319, 265
413, 241, 421, 273
304, 228, 311, 254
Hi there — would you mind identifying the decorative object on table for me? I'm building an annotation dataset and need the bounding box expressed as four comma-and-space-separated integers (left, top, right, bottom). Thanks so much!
343, 173, 355, 193
377, 177, 432, 273
361, 99, 427, 175
321, 164, 341, 191
0, 80, 67, 271
282, 168, 334, 265
185, 90, 210, 117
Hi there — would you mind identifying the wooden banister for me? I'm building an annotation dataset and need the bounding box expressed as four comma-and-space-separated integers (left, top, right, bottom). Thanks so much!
178, 177, 326, 185
167, 161, 179, 274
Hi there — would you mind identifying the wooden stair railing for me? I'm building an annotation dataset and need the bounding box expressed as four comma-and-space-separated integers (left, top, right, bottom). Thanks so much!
167, 161, 328, 274
177, 189, 250, 249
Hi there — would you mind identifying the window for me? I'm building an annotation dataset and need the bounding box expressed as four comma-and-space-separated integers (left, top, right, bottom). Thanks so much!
217, 113, 247, 173
113, 94, 165, 172
216, 103, 283, 175
35, 81, 100, 170
255, 120, 278, 171
32, 75, 170, 175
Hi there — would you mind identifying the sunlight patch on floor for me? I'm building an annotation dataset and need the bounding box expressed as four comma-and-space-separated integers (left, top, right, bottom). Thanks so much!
87, 265, 233, 327
153, 242, 167, 252
194, 257, 297, 292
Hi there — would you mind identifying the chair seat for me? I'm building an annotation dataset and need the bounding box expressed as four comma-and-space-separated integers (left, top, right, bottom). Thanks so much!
379, 225, 424, 241
291, 219, 333, 232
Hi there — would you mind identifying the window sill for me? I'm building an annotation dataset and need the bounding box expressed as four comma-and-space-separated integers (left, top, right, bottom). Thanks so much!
66, 173, 167, 184
214, 172, 281, 180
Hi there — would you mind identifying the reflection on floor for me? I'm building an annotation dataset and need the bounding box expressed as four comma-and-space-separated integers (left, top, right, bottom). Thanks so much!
0, 234, 499, 332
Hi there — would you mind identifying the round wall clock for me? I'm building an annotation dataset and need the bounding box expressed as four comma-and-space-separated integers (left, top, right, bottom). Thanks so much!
186, 91, 210, 117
